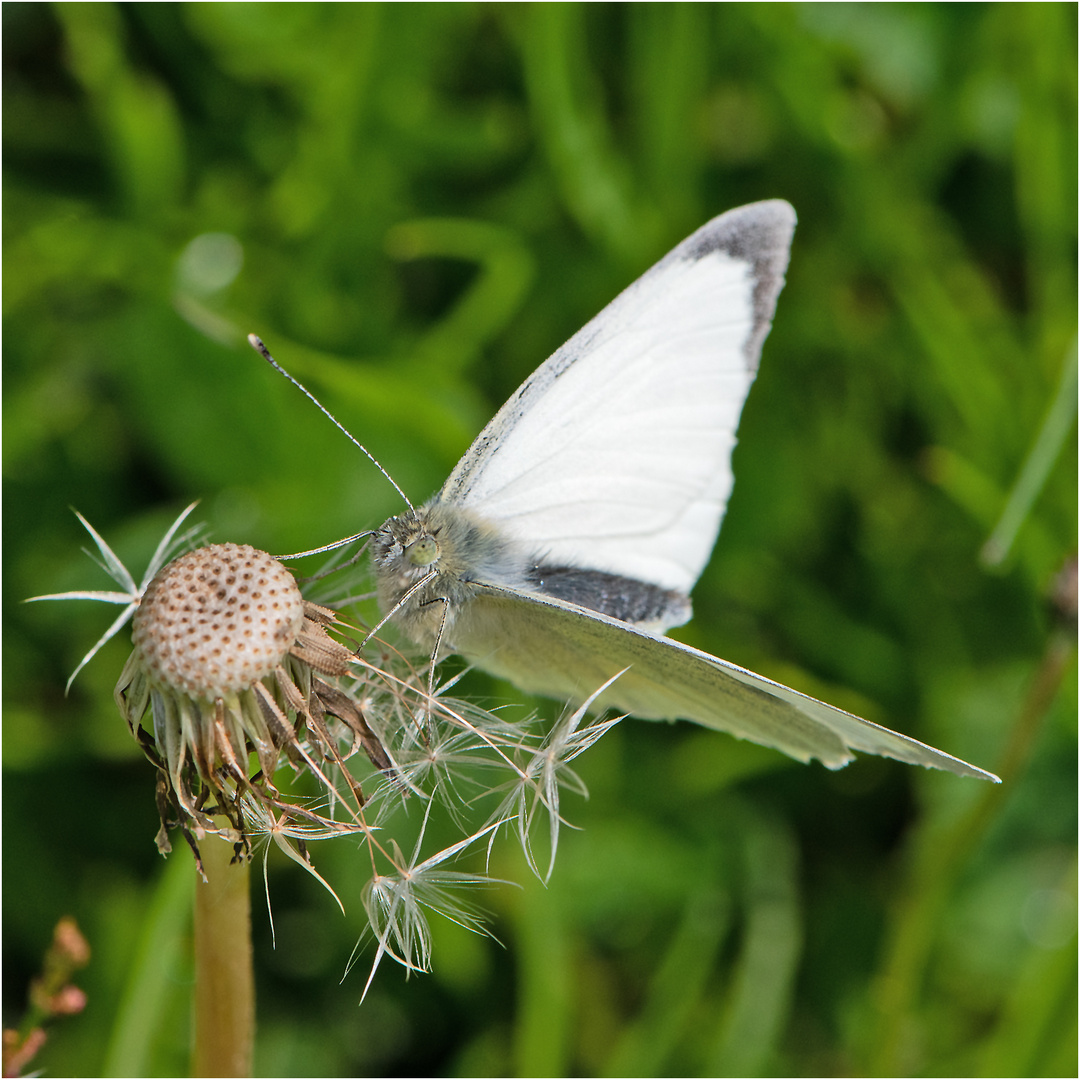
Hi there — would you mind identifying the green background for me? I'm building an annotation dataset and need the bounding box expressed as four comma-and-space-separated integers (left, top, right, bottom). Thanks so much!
4, 3, 1076, 1076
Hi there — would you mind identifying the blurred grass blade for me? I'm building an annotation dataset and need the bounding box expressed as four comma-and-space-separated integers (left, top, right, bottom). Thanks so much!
520, 4, 659, 264
603, 887, 731, 1077
977, 857, 1078, 1077
54, 2, 185, 217
511, 870, 571, 1077
385, 218, 535, 378
868, 628, 1075, 1075
706, 811, 801, 1076
981, 339, 1078, 567
103, 854, 194, 1077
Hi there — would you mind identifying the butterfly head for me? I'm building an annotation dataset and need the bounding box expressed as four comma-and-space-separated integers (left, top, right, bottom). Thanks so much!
371, 510, 436, 586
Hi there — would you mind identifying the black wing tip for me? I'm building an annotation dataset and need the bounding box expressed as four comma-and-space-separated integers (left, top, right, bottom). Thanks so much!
682, 200, 797, 263
677, 200, 797, 372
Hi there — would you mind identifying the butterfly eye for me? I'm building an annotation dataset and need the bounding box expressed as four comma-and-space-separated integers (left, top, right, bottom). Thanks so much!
406, 536, 439, 567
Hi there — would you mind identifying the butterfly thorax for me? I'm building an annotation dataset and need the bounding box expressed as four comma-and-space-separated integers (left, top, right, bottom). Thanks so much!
373, 498, 695, 655
371, 502, 531, 651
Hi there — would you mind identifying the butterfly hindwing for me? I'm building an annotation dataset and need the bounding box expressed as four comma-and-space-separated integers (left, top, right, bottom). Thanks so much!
448, 581, 998, 781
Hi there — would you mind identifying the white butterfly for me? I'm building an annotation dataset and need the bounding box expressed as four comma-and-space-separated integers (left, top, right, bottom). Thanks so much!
264, 201, 998, 782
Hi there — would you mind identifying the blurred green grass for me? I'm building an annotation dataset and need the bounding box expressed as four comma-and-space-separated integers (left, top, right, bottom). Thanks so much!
3, 4, 1076, 1077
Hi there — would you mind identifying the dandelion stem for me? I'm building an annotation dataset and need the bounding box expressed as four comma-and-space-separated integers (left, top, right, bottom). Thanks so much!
193, 834, 254, 1078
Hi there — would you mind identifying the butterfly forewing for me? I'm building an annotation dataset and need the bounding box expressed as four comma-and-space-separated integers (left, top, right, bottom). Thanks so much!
436, 201, 797, 595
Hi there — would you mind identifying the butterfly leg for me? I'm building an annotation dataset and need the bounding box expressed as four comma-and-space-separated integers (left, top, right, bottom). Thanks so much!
414, 594, 452, 739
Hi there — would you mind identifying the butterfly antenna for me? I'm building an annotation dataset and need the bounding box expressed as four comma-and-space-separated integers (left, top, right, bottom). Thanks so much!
247, 334, 414, 512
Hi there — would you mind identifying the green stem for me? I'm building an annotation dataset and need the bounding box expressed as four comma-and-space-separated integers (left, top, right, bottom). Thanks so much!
868, 629, 1074, 1075
193, 834, 254, 1078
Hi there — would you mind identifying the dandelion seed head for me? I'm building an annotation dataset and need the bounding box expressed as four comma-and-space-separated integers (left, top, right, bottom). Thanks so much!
133, 544, 305, 700
34, 510, 395, 871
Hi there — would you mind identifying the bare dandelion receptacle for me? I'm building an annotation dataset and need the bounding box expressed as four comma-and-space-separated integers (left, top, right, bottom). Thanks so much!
131, 544, 306, 701
114, 542, 391, 862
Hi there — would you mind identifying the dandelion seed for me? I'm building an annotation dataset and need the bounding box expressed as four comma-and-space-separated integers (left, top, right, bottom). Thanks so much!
352, 797, 506, 1001
490, 673, 625, 882
28, 503, 203, 691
